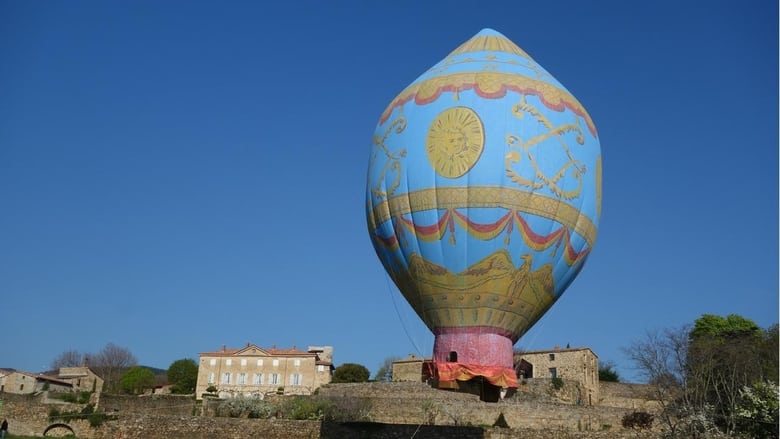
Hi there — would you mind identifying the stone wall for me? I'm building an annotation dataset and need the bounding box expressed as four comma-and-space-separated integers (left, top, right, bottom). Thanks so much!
598, 382, 662, 413
0, 381, 662, 438
317, 382, 636, 432
0, 392, 101, 437
97, 394, 197, 416
90, 418, 656, 439
91, 416, 322, 439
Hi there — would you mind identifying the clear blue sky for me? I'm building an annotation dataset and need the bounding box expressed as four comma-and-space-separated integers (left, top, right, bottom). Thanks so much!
1, 1, 777, 383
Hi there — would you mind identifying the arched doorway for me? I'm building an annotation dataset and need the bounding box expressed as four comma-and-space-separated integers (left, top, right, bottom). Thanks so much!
44, 423, 76, 437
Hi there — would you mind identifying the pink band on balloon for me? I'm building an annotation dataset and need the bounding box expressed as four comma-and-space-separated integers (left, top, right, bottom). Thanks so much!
433, 327, 514, 369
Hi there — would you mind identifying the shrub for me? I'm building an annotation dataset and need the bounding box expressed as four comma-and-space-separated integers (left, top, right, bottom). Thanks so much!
216, 396, 275, 419
88, 412, 110, 428
54, 390, 92, 404
622, 411, 654, 431
282, 396, 333, 420
48, 407, 62, 421
551, 377, 564, 390
421, 399, 439, 425
322, 396, 372, 422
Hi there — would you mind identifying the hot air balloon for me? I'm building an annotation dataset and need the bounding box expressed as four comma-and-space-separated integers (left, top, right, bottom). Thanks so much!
366, 29, 601, 397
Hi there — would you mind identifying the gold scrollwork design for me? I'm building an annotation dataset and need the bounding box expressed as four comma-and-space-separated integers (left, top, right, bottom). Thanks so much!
504, 96, 586, 200
370, 117, 407, 199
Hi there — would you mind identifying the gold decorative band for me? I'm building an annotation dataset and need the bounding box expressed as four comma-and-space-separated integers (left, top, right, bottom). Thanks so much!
380, 71, 597, 138
368, 186, 597, 247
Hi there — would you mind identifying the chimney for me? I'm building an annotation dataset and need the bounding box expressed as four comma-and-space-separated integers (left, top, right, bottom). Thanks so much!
222, 344, 226, 351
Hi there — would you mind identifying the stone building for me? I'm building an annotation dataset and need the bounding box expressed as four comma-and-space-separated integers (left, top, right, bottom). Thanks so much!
195, 344, 333, 400
391, 354, 431, 382
515, 347, 599, 405
57, 366, 104, 393
0, 369, 73, 394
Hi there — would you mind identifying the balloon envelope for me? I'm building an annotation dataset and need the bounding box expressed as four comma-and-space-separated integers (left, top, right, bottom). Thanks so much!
366, 29, 601, 388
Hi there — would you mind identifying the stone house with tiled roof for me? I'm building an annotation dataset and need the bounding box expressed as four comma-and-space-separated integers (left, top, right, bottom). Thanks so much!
0, 368, 73, 394
195, 344, 333, 399
57, 366, 104, 393
514, 347, 599, 405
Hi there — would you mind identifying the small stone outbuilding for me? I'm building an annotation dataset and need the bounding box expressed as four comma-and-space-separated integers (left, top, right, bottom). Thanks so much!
515, 347, 599, 405
57, 366, 104, 393
391, 354, 432, 382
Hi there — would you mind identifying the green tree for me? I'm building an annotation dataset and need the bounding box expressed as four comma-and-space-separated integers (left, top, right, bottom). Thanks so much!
373, 356, 399, 382
120, 366, 156, 394
688, 314, 767, 434
624, 314, 778, 438
332, 363, 370, 383
167, 358, 198, 394
690, 314, 761, 339
598, 360, 620, 382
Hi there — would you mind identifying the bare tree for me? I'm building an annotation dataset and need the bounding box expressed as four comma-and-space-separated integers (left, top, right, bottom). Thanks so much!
92, 342, 137, 393
622, 326, 691, 436
50, 349, 87, 371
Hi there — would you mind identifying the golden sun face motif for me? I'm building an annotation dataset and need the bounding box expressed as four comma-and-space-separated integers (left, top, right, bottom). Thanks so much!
426, 107, 485, 178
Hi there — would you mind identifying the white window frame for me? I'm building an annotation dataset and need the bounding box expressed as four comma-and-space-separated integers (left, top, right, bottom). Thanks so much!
270, 373, 280, 385
272, 359, 279, 367
293, 359, 301, 367
240, 359, 247, 366
208, 372, 215, 384
317, 365, 325, 372
237, 373, 247, 385
225, 359, 232, 366
290, 373, 302, 386
221, 373, 231, 384
209, 359, 216, 366
257, 359, 263, 366
253, 373, 263, 385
